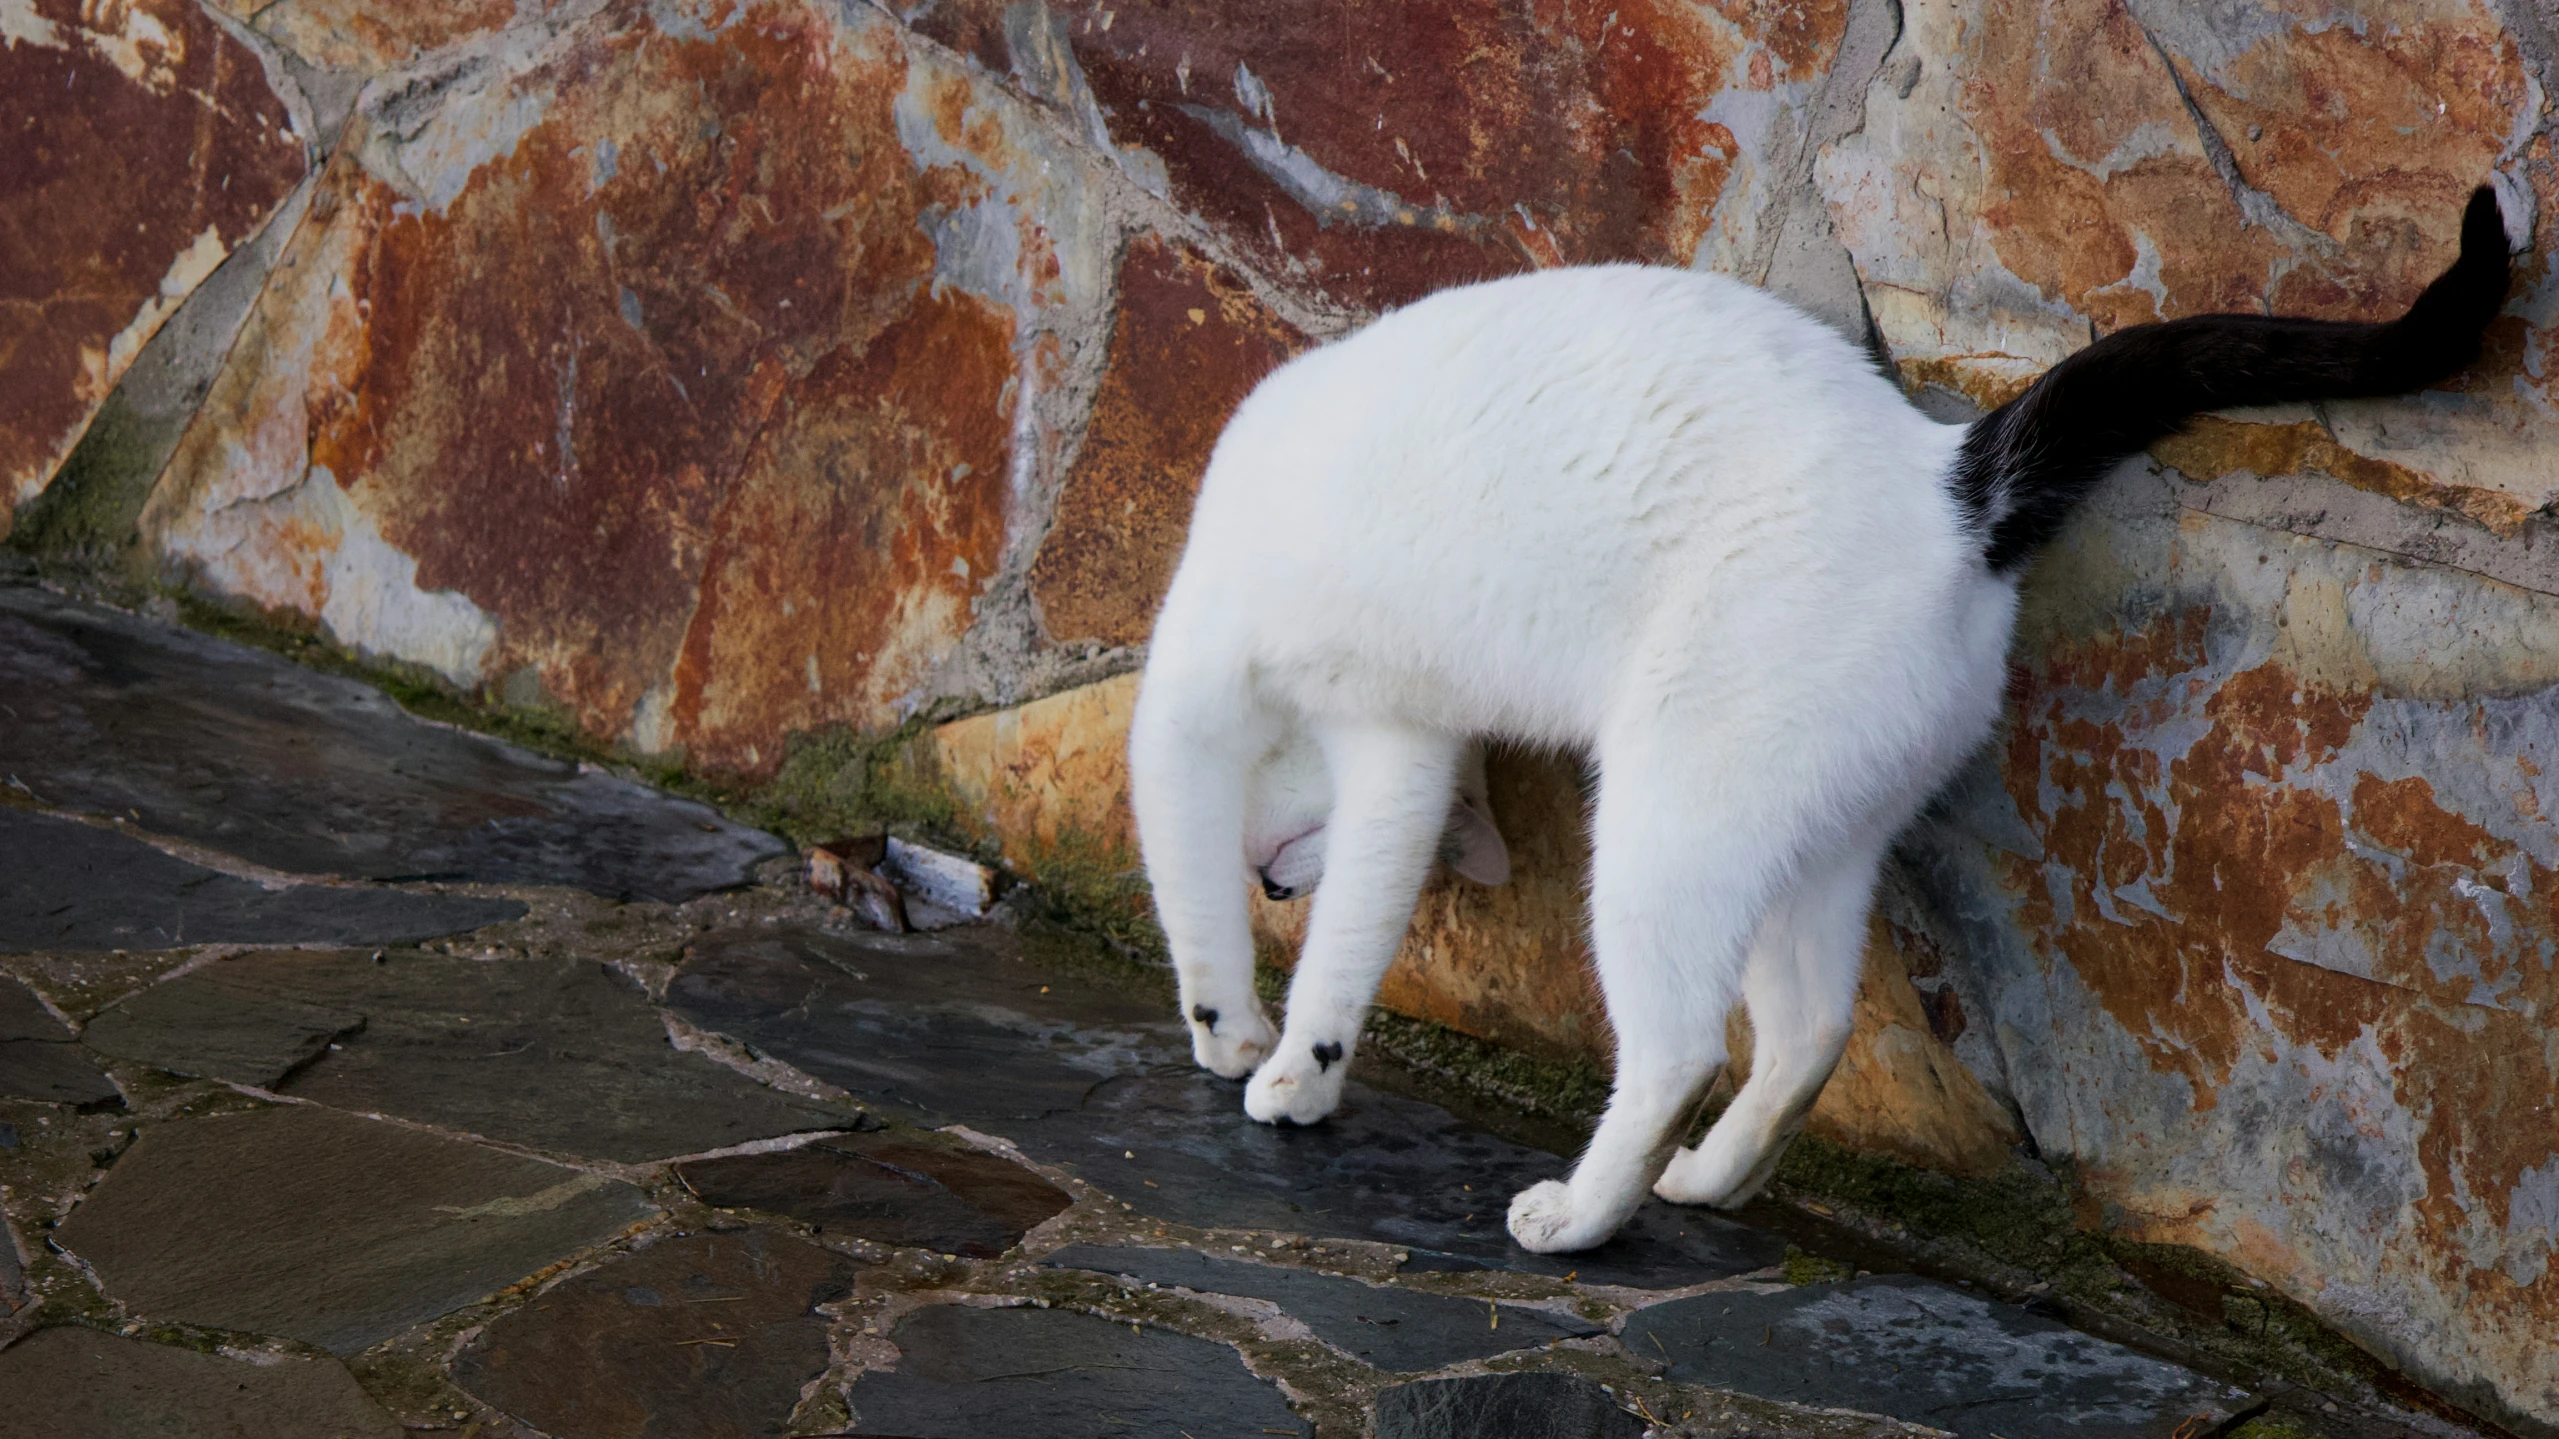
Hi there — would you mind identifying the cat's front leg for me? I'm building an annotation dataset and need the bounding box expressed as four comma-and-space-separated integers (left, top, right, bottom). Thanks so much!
1185, 990, 1277, 1078
1242, 722, 1462, 1126
1242, 1029, 1353, 1124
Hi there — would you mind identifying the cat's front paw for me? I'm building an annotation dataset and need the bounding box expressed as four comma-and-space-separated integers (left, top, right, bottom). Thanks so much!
1241, 1037, 1349, 1125
1506, 1179, 1615, 1254
1189, 1002, 1277, 1079
1652, 1136, 1778, 1210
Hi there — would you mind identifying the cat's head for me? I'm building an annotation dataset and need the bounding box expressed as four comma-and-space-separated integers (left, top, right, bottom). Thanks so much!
1242, 734, 1510, 901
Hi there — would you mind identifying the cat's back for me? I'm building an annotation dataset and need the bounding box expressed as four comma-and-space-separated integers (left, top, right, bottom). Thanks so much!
1193, 263, 1960, 573
1165, 264, 1988, 734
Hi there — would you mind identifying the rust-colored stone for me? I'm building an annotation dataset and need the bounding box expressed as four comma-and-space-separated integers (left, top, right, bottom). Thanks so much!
144, 1, 1044, 763
2155, 416, 2537, 538
0, 0, 306, 533
908, 0, 1848, 310
1994, 520, 2559, 1417
207, 0, 525, 72
671, 287, 1018, 771
1031, 239, 1304, 649
1822, 0, 2556, 521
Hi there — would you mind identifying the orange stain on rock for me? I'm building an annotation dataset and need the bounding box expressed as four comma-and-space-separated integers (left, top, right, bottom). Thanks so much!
1030, 240, 1305, 649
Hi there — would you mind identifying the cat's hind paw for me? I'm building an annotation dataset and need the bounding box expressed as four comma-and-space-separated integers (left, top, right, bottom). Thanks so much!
1652, 1137, 1779, 1210
1505, 1179, 1616, 1254
1190, 1004, 1277, 1079
1242, 1037, 1349, 1124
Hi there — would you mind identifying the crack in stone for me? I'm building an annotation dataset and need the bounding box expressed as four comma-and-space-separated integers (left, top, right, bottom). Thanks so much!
2130, 18, 2334, 264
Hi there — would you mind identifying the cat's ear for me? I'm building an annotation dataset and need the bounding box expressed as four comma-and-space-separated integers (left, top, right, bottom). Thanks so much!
1445, 797, 1510, 886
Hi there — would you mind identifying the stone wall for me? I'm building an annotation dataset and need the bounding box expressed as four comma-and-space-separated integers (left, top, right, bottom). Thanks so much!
6, 0, 2556, 1426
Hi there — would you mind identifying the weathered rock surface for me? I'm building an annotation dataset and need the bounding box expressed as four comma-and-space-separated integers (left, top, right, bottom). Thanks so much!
1908, 464, 2559, 1426
667, 924, 1784, 1287
1820, 0, 2554, 509
0, 1325, 404, 1439
1044, 1243, 1599, 1371
1372, 1373, 1645, 1439
453, 1228, 858, 1439
907, 0, 1866, 312
845, 1302, 1308, 1437
139, 0, 1113, 766
123, 948, 853, 1162
0, 582, 781, 900
1029, 240, 1306, 648
0, 0, 308, 536
0, 808, 525, 953
1623, 1273, 2254, 1438
678, 1130, 1072, 1258
52, 1104, 655, 1352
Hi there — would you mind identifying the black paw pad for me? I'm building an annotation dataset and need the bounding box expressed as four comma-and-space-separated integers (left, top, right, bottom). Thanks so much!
1191, 1004, 1219, 1030
1311, 1040, 1344, 1072
1259, 872, 1298, 902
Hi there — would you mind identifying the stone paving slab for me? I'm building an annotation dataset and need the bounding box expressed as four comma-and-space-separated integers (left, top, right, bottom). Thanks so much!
138, 948, 851, 1162
0, 582, 784, 901
1620, 1273, 2256, 1438
669, 926, 1784, 1288
0, 971, 117, 1106
1373, 1373, 1647, 1439
0, 1325, 406, 1439
0, 808, 525, 953
845, 1302, 1311, 1438
51, 1104, 657, 1352
677, 1130, 1073, 1258
1042, 1242, 1601, 1372
454, 1228, 858, 1439
83, 975, 362, 1088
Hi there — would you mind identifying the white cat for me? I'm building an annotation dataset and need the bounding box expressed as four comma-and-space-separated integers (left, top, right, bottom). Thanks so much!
1128, 188, 2518, 1254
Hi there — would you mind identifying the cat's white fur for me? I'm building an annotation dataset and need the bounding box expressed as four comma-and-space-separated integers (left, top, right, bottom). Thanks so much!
1129, 264, 2012, 1254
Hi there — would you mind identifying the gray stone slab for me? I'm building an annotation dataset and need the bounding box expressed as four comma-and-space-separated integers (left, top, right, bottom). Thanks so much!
845, 1302, 1308, 1438
150, 948, 851, 1162
0, 1326, 405, 1439
0, 973, 70, 1040
0, 582, 784, 901
1373, 1374, 1645, 1439
83, 974, 362, 1087
1620, 1274, 2255, 1438
677, 1130, 1072, 1258
51, 1104, 656, 1352
0, 808, 524, 952
0, 972, 117, 1106
454, 1229, 857, 1439
668, 927, 1785, 1289
1042, 1243, 1598, 1372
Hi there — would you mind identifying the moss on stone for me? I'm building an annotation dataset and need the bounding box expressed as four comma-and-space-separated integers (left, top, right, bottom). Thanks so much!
746, 720, 962, 845
1355, 1007, 1611, 1129
2229, 1418, 2329, 1439
1780, 1246, 1856, 1286
7, 393, 171, 577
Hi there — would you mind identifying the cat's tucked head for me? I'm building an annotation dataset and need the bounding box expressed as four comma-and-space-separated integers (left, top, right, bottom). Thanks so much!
1242, 732, 1509, 900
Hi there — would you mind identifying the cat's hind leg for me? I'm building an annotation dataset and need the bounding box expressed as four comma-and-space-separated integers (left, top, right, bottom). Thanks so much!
1243, 720, 1462, 1125
1129, 665, 1280, 1078
1653, 836, 1884, 1209
1507, 745, 1805, 1254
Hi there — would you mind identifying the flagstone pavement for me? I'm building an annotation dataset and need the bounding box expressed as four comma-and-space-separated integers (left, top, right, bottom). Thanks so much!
0, 574, 2415, 1437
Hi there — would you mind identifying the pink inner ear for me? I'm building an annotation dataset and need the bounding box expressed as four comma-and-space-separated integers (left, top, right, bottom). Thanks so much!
1446, 804, 1510, 886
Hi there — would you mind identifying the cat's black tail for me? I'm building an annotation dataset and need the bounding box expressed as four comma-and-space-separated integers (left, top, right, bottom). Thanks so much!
1956, 184, 2518, 571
